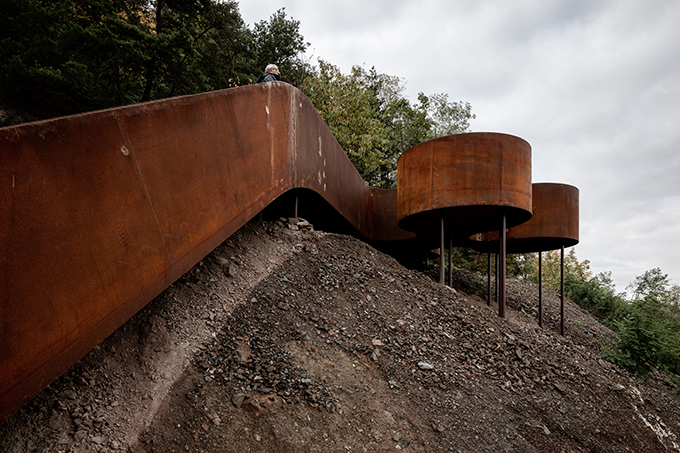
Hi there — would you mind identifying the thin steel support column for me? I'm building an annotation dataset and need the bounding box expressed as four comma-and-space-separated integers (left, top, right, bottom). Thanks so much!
439, 216, 445, 285
560, 245, 565, 336
499, 214, 507, 318
495, 253, 500, 304
487, 253, 492, 306
538, 251, 543, 328
448, 233, 453, 287
294, 196, 299, 218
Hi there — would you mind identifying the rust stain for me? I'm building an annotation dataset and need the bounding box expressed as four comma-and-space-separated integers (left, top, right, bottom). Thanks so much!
0, 83, 578, 424
467, 183, 580, 253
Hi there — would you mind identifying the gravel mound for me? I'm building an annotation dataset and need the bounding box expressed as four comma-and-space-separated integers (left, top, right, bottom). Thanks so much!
1, 218, 679, 452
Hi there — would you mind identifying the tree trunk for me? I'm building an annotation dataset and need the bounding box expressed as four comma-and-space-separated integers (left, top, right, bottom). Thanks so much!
141, 0, 166, 102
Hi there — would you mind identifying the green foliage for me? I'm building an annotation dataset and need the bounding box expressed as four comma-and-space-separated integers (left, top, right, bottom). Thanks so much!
507, 249, 631, 328
369, 92, 431, 188
0, 1, 307, 125
137, 0, 251, 101
603, 269, 680, 383
445, 247, 488, 275
144, 0, 253, 97
441, 248, 546, 284
300, 61, 388, 180
605, 296, 671, 374
515, 248, 591, 292
451, 248, 592, 296
466, 248, 680, 386
300, 61, 475, 187
250, 8, 309, 84
566, 271, 628, 326
0, 0, 153, 119
420, 92, 476, 139
480, 250, 680, 386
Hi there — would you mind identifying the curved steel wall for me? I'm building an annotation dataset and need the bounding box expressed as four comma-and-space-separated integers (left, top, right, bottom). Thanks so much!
397, 133, 533, 242
0, 83, 409, 423
1, 82, 578, 424
467, 183, 580, 253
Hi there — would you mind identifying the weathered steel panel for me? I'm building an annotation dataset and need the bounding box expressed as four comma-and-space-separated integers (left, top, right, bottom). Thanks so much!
468, 183, 580, 253
2, 83, 576, 424
0, 83, 408, 423
397, 133, 533, 240
368, 189, 415, 242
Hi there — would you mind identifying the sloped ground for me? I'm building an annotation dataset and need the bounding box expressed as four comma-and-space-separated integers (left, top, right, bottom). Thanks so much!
1, 219, 679, 452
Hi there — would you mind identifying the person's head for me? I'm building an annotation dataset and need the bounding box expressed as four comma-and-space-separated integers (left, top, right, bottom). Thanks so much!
265, 64, 280, 75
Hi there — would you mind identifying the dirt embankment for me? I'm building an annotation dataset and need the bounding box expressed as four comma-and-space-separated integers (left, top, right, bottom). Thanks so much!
1, 218, 679, 452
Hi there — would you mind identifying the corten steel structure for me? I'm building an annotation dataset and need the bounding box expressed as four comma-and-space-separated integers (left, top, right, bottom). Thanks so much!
0, 82, 418, 424
468, 183, 580, 333
396, 133, 533, 317
0, 82, 561, 424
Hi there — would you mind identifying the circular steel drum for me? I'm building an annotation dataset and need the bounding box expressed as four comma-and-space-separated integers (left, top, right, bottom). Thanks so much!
397, 133, 533, 240
467, 182, 579, 253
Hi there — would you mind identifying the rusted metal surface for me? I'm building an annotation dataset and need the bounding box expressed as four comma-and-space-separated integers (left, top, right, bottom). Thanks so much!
440, 217, 445, 284
539, 251, 543, 327
0, 82, 410, 424
367, 188, 415, 242
499, 215, 507, 318
561, 246, 565, 336
397, 132, 533, 244
468, 183, 579, 331
468, 183, 579, 253
396, 133, 533, 318
487, 253, 492, 305
1, 80, 580, 423
448, 234, 453, 287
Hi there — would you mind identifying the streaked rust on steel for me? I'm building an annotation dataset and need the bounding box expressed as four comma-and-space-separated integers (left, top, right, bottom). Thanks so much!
2, 81, 579, 424
396, 133, 533, 245
468, 183, 580, 331
467, 183, 580, 253
396, 133, 532, 318
0, 82, 412, 424
367, 188, 415, 241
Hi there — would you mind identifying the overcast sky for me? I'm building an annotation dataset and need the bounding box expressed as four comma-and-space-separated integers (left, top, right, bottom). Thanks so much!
239, 0, 680, 292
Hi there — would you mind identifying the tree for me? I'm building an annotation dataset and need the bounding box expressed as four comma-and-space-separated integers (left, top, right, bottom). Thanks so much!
300, 60, 388, 180
0, 0, 154, 121
566, 271, 628, 325
627, 268, 672, 303
510, 248, 591, 293
190, 1, 255, 88
250, 8, 309, 85
421, 92, 476, 139
605, 268, 680, 381
0, 1, 307, 125
300, 61, 475, 187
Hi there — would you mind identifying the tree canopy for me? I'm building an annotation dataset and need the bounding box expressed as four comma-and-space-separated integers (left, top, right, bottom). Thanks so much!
299, 60, 476, 187
1, 1, 474, 190
0, 1, 306, 123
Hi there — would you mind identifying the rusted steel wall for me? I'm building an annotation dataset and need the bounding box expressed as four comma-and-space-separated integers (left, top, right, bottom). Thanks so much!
2, 82, 577, 424
292, 96, 374, 236
468, 183, 580, 253
368, 189, 416, 242
0, 83, 407, 423
397, 133, 533, 240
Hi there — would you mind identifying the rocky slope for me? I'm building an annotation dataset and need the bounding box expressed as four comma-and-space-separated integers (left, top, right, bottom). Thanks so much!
1, 218, 679, 452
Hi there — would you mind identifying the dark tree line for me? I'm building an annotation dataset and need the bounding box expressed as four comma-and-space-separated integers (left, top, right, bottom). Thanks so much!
1, 0, 475, 190
0, 0, 307, 124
